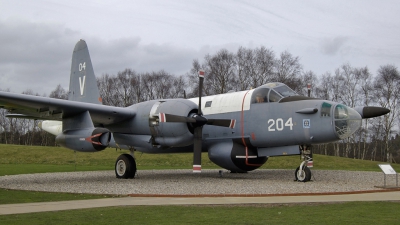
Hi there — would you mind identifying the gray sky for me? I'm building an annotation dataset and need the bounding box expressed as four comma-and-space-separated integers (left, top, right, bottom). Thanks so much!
1, 0, 399, 95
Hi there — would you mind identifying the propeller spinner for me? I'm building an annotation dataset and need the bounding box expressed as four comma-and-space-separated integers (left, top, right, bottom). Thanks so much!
159, 70, 236, 173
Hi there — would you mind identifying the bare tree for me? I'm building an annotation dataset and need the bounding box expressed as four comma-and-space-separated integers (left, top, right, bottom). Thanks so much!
337, 63, 361, 108
169, 75, 187, 99
204, 49, 237, 95
116, 69, 137, 106
97, 73, 120, 106
49, 84, 68, 99
186, 59, 204, 98
373, 64, 400, 162
315, 72, 332, 100
235, 47, 252, 91
356, 66, 373, 159
254, 46, 275, 86
274, 51, 302, 91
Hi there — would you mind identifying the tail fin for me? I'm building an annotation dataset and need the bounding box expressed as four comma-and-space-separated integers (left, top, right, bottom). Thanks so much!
68, 39, 102, 104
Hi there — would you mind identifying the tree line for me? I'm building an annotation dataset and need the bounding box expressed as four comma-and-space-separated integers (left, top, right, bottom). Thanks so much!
1, 46, 399, 163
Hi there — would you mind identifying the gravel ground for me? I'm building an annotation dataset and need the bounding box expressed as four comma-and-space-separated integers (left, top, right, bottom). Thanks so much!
0, 169, 391, 195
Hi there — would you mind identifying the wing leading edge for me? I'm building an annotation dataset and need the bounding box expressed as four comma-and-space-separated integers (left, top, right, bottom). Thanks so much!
0, 91, 135, 125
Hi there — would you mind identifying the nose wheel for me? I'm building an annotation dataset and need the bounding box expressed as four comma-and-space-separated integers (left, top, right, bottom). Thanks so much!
295, 163, 311, 182
295, 145, 313, 182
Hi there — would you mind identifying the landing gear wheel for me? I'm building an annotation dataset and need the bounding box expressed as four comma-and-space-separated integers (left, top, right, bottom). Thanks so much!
115, 154, 137, 179
295, 166, 311, 182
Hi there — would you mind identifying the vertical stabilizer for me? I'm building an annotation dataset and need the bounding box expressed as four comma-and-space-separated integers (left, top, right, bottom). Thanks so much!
68, 39, 102, 104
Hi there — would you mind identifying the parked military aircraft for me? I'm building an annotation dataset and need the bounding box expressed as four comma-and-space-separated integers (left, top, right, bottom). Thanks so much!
0, 40, 390, 181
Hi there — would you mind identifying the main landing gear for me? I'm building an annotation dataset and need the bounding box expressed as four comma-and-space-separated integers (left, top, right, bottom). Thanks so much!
115, 150, 137, 179
295, 145, 313, 182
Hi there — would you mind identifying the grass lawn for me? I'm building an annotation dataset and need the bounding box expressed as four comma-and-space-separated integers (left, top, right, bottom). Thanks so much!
1, 202, 400, 224
0, 188, 117, 204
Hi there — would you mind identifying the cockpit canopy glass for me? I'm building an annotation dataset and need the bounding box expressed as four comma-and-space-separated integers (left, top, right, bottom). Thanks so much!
252, 82, 298, 103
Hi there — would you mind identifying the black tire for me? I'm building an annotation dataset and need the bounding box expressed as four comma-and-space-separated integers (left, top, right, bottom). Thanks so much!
115, 154, 137, 179
295, 166, 311, 182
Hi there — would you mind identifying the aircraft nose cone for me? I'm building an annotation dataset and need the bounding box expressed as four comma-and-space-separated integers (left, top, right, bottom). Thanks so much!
361, 106, 390, 119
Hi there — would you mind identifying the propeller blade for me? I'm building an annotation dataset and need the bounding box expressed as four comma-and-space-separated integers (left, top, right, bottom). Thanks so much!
198, 70, 204, 116
160, 113, 235, 129
206, 119, 236, 128
193, 126, 202, 173
159, 113, 196, 123
193, 69, 205, 173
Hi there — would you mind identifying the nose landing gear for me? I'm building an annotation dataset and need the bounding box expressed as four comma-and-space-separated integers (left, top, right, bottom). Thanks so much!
295, 145, 313, 182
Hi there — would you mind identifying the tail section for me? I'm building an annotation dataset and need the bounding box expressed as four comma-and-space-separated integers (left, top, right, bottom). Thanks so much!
68, 39, 102, 105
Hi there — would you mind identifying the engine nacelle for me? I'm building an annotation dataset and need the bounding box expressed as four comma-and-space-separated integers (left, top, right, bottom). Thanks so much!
208, 141, 268, 172
150, 99, 198, 147
56, 128, 111, 152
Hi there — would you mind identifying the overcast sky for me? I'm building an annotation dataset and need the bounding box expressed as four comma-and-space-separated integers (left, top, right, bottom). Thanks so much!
1, 0, 399, 95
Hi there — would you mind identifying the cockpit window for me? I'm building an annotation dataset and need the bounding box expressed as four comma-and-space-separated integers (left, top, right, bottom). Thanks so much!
252, 89, 269, 103
274, 85, 297, 97
335, 104, 349, 119
251, 82, 299, 104
268, 90, 281, 102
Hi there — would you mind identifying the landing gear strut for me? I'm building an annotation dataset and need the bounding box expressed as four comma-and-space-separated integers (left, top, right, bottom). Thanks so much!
115, 151, 137, 179
295, 145, 313, 182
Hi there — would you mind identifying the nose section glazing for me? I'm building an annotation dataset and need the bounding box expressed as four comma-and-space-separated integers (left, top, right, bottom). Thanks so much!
334, 104, 362, 139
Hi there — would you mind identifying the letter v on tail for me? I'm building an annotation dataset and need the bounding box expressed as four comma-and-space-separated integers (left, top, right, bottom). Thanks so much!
79, 76, 86, 95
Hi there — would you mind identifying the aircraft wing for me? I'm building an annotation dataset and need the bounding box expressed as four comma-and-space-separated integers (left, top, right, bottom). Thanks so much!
0, 91, 134, 125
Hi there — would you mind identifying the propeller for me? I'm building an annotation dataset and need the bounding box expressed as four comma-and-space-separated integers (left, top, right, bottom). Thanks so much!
193, 70, 204, 173
159, 70, 236, 173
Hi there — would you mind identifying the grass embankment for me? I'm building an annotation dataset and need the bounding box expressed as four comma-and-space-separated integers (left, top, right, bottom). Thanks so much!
1, 144, 398, 176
